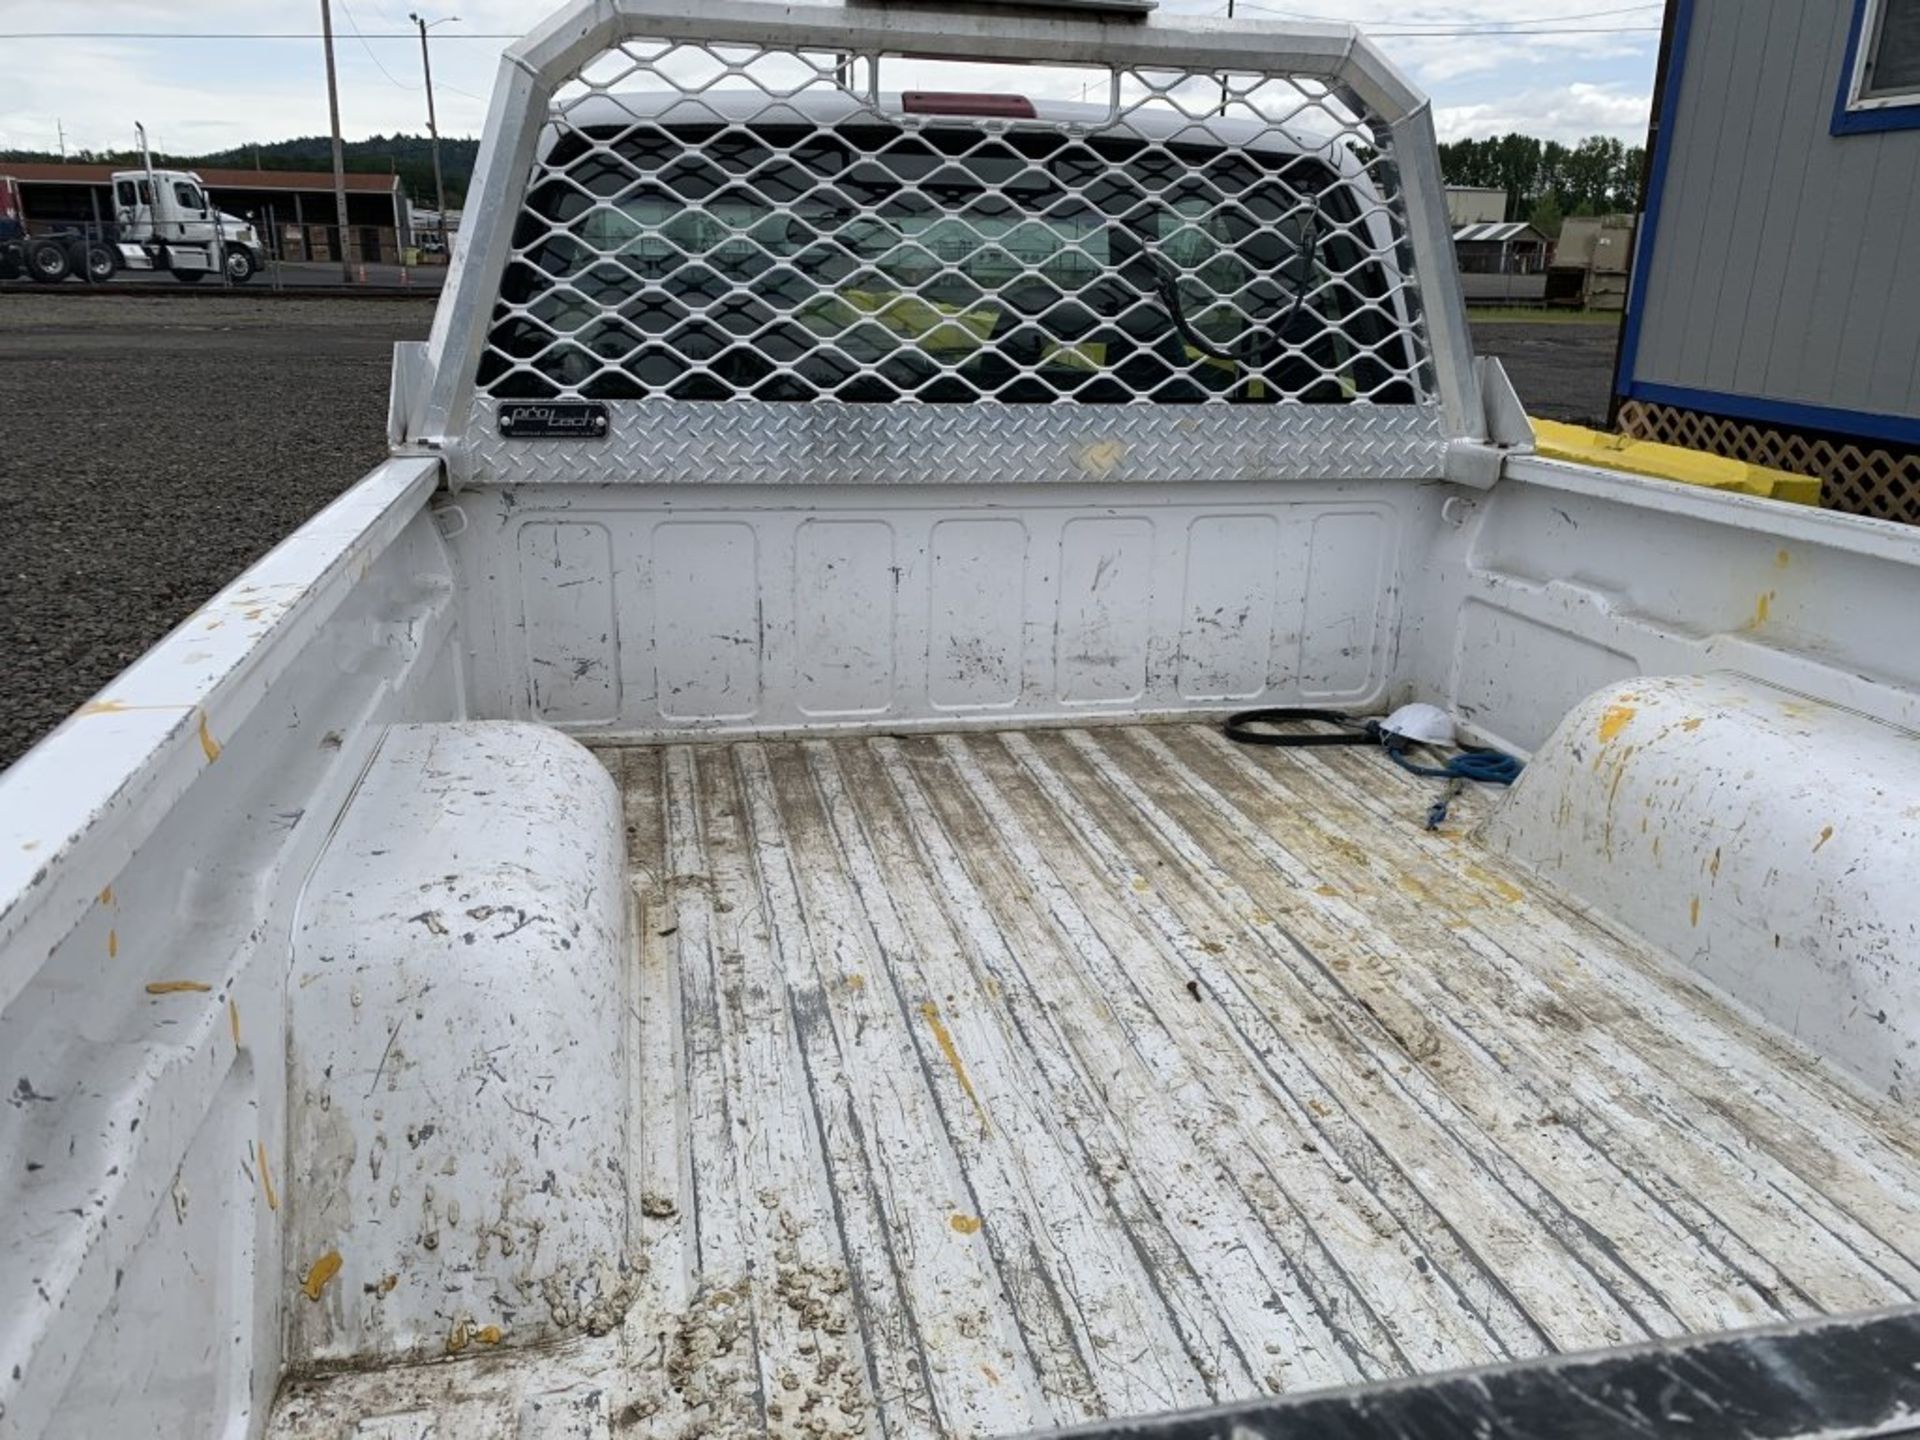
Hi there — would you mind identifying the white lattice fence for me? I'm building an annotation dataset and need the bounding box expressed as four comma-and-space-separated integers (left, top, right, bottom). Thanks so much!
1618, 399, 1920, 526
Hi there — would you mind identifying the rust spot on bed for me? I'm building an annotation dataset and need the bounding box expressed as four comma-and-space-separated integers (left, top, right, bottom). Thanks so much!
1690, 896, 1701, 928
197, 711, 222, 762
99, 886, 113, 906
949, 1213, 982, 1235
920, 1002, 989, 1131
108, 930, 118, 959
301, 1250, 342, 1301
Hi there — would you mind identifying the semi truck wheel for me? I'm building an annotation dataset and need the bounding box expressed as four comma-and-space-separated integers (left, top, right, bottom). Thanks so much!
85, 243, 118, 283
25, 238, 71, 283
171, 267, 205, 284
224, 248, 257, 283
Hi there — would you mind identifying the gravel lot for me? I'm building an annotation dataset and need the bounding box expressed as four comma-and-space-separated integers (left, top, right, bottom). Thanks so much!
0, 293, 434, 768
0, 293, 1616, 770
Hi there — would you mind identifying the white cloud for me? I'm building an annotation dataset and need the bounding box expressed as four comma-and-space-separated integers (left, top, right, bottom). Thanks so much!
1436, 81, 1653, 144
0, 0, 1658, 154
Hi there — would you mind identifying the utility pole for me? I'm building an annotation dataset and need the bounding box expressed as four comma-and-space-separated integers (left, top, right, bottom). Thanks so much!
56, 119, 65, 158
320, 0, 354, 283
410, 12, 456, 251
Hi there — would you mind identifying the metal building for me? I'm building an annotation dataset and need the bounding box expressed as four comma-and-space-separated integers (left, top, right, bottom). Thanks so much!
4, 162, 415, 265
1615, 0, 1920, 523
1444, 185, 1508, 227
1452, 221, 1549, 305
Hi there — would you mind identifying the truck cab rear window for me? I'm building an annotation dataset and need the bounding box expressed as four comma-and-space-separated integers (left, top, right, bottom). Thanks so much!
479, 120, 1423, 405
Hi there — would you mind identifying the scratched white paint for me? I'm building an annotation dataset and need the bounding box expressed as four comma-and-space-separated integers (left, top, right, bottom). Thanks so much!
1480, 673, 1920, 1104
288, 723, 630, 1365
0, 465, 459, 1440
7, 0, 1920, 1433
444, 486, 1420, 738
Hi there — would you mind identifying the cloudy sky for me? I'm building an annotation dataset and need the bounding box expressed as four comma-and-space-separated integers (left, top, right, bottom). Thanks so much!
0, 0, 1661, 157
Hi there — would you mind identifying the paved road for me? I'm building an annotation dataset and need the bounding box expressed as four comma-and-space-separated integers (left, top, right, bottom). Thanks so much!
1, 258, 447, 293
1470, 319, 1619, 428
0, 294, 1618, 769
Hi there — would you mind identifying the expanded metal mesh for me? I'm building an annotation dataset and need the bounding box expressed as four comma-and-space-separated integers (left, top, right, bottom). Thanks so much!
478, 38, 1438, 407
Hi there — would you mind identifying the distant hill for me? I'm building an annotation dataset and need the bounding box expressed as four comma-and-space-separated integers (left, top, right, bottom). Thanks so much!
0, 134, 480, 209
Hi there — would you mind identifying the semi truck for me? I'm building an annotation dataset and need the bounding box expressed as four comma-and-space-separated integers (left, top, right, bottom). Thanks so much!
0, 166, 264, 285
3, 0, 1919, 1437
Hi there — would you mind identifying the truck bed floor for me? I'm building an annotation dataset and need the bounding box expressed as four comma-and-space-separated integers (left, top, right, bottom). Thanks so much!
271, 724, 1920, 1439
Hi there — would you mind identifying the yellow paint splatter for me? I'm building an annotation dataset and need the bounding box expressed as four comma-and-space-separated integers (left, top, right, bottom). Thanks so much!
446, 1321, 470, 1355
1752, 591, 1774, 627
1690, 896, 1700, 928
1129, 875, 1150, 893
301, 1250, 341, 1301
1708, 848, 1721, 878
197, 711, 222, 762
1597, 704, 1637, 742
99, 886, 113, 906
1813, 824, 1834, 853
475, 1325, 503, 1345
229, 998, 242, 1047
1775, 548, 1791, 569
108, 930, 118, 959
1314, 884, 1341, 898
77, 699, 191, 717
981, 1364, 1002, 1386
256, 1139, 278, 1212
920, 1002, 989, 1132
145, 979, 210, 994
377, 1273, 399, 1294
950, 1213, 983, 1235
1679, 716, 1704, 732
844, 974, 865, 993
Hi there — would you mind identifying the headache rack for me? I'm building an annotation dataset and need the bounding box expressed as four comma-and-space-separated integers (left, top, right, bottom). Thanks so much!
412, 0, 1498, 486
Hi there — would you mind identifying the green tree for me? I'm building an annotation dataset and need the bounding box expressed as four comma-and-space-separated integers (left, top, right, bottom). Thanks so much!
1528, 191, 1565, 239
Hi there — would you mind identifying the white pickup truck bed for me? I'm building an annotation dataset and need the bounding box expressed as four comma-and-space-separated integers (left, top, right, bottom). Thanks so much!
271, 723, 1920, 1439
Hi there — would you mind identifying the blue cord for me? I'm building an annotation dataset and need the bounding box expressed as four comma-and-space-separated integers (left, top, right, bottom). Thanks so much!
1385, 747, 1525, 785
1383, 742, 1524, 829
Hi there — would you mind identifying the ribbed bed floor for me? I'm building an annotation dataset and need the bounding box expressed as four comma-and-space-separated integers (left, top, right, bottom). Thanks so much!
607, 724, 1920, 1438
271, 723, 1920, 1440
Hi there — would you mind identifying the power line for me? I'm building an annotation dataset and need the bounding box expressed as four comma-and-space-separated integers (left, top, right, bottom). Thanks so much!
336, 0, 419, 88
1229, 8, 1659, 34
0, 31, 523, 40
1229, 0, 1660, 23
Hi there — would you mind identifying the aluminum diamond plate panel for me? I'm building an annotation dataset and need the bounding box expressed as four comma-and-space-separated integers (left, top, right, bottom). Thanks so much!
460, 397, 1448, 485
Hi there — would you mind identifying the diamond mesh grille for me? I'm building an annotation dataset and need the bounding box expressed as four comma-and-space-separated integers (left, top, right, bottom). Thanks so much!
477, 39, 1438, 409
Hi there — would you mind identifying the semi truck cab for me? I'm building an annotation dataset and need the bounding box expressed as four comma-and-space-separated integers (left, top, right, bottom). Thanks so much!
107, 168, 263, 283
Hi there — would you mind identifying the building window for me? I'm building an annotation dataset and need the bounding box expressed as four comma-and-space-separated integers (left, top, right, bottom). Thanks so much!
1835, 0, 1920, 132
